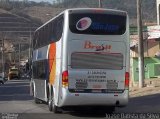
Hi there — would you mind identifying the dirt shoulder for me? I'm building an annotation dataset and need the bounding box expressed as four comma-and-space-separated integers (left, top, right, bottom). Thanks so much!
129, 79, 160, 97
130, 86, 160, 97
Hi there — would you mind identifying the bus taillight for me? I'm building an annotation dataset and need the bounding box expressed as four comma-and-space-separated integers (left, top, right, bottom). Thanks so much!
125, 72, 129, 89
62, 71, 68, 87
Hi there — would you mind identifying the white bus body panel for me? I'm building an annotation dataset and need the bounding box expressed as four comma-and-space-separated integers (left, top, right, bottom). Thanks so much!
58, 36, 129, 107
34, 79, 47, 101
57, 10, 130, 107
32, 45, 49, 102
54, 38, 63, 105
32, 9, 130, 108
60, 88, 128, 107
68, 40, 126, 90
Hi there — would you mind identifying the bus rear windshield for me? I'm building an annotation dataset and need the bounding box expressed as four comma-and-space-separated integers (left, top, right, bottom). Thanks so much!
69, 13, 126, 35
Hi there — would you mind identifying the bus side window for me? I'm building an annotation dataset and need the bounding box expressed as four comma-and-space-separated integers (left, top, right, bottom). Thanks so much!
50, 14, 64, 43
34, 61, 46, 79
33, 32, 39, 49
33, 62, 37, 79
50, 21, 56, 43
56, 15, 64, 40
46, 24, 50, 44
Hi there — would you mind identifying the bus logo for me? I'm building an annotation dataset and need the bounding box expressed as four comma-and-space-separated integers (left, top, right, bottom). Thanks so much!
84, 41, 112, 51
95, 44, 105, 51
76, 17, 92, 31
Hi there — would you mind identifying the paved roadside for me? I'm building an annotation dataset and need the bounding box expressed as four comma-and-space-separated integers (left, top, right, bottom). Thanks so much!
130, 86, 160, 97
129, 79, 160, 97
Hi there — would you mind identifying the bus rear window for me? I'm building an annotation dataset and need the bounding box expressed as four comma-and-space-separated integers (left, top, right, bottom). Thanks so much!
69, 13, 126, 35
71, 52, 123, 70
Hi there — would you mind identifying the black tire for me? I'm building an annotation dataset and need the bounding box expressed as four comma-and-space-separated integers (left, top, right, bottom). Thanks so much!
48, 92, 60, 113
49, 92, 62, 113
48, 85, 53, 111
34, 97, 41, 104
47, 86, 62, 113
52, 98, 61, 113
48, 95, 53, 111
48, 100, 53, 111
30, 84, 34, 96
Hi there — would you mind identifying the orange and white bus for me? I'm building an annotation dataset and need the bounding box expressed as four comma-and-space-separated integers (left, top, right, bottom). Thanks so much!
30, 8, 130, 113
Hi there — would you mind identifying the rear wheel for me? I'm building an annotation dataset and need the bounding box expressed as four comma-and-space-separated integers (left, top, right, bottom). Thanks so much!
34, 98, 42, 104
48, 92, 53, 111
30, 83, 34, 96
48, 89, 61, 113
52, 98, 61, 113
48, 85, 53, 111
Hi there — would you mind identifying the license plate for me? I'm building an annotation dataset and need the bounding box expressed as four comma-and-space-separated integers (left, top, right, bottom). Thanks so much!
106, 80, 118, 89
92, 89, 102, 93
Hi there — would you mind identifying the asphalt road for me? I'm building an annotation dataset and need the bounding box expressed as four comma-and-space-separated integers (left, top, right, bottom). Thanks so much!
0, 79, 160, 119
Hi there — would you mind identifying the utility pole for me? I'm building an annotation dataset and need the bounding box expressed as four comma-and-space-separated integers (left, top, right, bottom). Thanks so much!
29, 26, 32, 71
1, 37, 4, 78
137, 0, 144, 88
99, 0, 102, 8
18, 42, 21, 70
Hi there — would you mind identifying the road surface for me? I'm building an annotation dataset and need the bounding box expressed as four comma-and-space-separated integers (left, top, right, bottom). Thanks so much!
0, 79, 160, 119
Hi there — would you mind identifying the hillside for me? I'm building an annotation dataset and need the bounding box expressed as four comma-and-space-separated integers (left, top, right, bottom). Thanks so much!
4, 0, 156, 28
59, 0, 157, 24
14, 6, 66, 23
0, 0, 157, 69
5, 0, 156, 25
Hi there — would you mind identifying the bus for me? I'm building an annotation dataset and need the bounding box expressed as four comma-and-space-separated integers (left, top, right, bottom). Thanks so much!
30, 8, 130, 113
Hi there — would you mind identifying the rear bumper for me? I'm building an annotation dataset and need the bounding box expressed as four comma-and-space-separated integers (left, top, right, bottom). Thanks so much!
59, 88, 129, 107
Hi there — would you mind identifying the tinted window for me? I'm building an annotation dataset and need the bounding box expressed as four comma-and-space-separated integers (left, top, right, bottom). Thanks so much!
33, 32, 38, 49
33, 60, 48, 79
33, 14, 64, 49
50, 15, 64, 43
69, 12, 126, 35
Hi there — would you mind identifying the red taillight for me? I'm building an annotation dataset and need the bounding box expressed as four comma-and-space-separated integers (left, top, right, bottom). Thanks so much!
125, 72, 129, 89
62, 70, 68, 87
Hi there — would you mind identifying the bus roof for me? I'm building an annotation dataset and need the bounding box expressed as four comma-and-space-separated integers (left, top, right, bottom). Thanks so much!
35, 8, 127, 33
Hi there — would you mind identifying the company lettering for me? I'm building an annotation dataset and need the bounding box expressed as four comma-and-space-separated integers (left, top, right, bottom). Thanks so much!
84, 41, 111, 51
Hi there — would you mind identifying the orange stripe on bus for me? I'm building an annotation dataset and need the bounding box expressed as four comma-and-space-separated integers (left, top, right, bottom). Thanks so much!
48, 43, 56, 85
